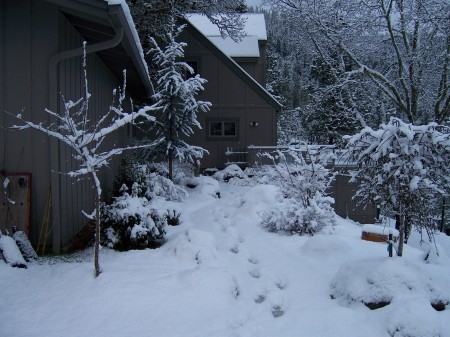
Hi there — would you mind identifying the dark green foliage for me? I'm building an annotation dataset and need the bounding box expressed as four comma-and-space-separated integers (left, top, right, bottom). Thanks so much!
100, 201, 166, 251
112, 157, 146, 198
166, 209, 181, 226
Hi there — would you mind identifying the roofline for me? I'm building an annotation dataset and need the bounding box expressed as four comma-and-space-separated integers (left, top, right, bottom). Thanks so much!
45, 0, 153, 97
184, 20, 282, 110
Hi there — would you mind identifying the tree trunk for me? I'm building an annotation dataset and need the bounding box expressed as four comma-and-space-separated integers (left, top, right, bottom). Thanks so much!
90, 171, 102, 277
397, 212, 404, 257
168, 149, 173, 181
94, 192, 101, 277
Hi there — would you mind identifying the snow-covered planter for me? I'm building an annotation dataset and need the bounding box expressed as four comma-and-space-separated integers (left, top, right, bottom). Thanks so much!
100, 194, 166, 251
330, 258, 449, 311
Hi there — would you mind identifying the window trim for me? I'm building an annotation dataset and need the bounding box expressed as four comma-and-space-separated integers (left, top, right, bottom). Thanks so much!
206, 118, 240, 141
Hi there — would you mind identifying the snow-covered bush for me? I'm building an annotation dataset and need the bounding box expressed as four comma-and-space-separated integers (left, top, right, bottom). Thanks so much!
112, 161, 188, 202
344, 117, 450, 255
254, 146, 336, 235
100, 193, 166, 251
145, 172, 188, 201
213, 164, 247, 182
261, 194, 335, 235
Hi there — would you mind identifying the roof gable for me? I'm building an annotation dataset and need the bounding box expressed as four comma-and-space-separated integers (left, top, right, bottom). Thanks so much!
184, 19, 282, 110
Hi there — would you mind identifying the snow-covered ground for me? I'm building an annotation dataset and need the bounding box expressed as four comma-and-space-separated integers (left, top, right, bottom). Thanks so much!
1, 182, 450, 337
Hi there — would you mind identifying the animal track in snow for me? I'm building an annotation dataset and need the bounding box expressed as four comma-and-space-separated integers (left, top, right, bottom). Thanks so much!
272, 305, 284, 318
254, 294, 265, 304
249, 269, 261, 279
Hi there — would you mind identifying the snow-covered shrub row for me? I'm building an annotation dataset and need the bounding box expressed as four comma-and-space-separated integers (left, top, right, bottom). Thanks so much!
112, 158, 188, 201
252, 148, 336, 235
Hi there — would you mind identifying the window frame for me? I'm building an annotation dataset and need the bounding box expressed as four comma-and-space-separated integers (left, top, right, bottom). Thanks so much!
206, 118, 240, 141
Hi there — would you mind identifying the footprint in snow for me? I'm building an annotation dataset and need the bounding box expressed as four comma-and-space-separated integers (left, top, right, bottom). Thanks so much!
249, 269, 261, 279
254, 294, 266, 304
272, 305, 284, 318
248, 257, 258, 265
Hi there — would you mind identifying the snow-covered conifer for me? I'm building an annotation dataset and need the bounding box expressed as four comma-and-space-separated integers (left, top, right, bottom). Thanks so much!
141, 24, 211, 180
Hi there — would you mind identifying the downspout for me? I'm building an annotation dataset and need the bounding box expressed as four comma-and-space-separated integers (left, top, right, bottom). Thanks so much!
48, 24, 124, 254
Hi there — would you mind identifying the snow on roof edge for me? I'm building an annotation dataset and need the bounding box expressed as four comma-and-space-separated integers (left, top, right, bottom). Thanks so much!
186, 13, 267, 41
105, 0, 151, 90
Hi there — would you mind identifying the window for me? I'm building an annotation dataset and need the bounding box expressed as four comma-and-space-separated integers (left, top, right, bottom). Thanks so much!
207, 119, 239, 140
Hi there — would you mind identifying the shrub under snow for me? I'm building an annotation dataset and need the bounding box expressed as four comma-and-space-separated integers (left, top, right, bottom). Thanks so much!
100, 192, 166, 250
254, 147, 336, 235
260, 193, 335, 235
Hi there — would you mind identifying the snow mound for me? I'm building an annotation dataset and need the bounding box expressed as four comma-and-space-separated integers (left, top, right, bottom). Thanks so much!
300, 235, 352, 256
238, 184, 283, 220
213, 164, 246, 181
179, 176, 220, 198
387, 297, 441, 337
164, 229, 220, 265
330, 258, 449, 308
0, 235, 27, 268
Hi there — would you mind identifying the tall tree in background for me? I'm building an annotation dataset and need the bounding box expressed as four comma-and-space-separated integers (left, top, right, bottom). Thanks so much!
269, 0, 450, 125
142, 24, 211, 181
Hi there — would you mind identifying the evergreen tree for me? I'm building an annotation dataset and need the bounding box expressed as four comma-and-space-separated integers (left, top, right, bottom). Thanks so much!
143, 24, 211, 181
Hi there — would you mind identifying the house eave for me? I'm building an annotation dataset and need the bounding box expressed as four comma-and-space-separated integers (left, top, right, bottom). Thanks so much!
44, 0, 153, 100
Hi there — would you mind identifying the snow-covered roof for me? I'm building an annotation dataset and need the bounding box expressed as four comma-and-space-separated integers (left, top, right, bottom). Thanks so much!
185, 19, 282, 109
207, 35, 260, 58
105, 0, 149, 79
187, 14, 267, 41
186, 14, 267, 59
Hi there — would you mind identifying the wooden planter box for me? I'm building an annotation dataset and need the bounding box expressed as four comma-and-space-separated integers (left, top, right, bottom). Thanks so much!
361, 224, 399, 243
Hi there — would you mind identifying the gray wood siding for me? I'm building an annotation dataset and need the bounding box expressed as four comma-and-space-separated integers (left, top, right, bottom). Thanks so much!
181, 28, 277, 168
1, 0, 59, 247
57, 14, 130, 249
1, 0, 134, 250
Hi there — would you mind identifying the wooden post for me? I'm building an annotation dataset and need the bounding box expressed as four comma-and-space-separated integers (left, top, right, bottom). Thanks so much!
388, 233, 393, 257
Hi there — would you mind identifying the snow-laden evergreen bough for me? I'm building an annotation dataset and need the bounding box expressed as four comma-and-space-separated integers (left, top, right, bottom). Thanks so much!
11, 46, 160, 277
344, 117, 450, 256
139, 24, 211, 181
256, 145, 336, 235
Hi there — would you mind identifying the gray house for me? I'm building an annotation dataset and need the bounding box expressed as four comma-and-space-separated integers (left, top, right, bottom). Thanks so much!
181, 14, 282, 169
0, 0, 152, 253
